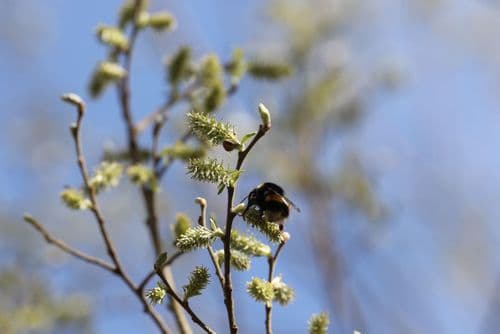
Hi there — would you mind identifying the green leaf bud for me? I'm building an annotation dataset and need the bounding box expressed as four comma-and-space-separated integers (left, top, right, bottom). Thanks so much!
204, 80, 226, 112
161, 141, 205, 161
247, 277, 275, 303
135, 11, 150, 29
231, 202, 246, 215
214, 249, 251, 271
89, 161, 123, 193
88, 61, 127, 98
230, 250, 251, 271
258, 103, 272, 129
247, 61, 292, 80
96, 25, 129, 51
145, 282, 167, 304
199, 54, 222, 87
243, 207, 282, 243
61, 93, 84, 109
118, 1, 135, 28
118, 0, 150, 28
182, 266, 210, 300
186, 158, 242, 188
167, 47, 192, 85
175, 226, 222, 252
127, 164, 158, 191
173, 213, 192, 239
308, 312, 330, 334
60, 188, 92, 210
98, 61, 127, 80
194, 197, 207, 208
271, 276, 295, 305
226, 48, 247, 83
231, 230, 271, 257
187, 111, 239, 147
148, 12, 176, 31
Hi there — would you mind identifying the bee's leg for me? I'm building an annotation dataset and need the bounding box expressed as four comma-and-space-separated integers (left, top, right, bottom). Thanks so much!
279, 223, 284, 231
241, 207, 248, 219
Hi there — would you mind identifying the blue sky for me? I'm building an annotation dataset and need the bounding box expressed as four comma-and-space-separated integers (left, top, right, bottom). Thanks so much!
2, 0, 500, 333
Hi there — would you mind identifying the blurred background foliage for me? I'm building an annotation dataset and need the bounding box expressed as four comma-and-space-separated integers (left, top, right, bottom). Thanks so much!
2, 0, 500, 333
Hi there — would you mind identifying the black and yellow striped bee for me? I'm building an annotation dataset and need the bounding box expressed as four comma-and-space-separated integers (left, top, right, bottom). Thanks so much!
242, 182, 300, 227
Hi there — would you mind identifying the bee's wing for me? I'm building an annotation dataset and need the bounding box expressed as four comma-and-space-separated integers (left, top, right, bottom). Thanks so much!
286, 197, 301, 212
238, 194, 249, 204
267, 187, 301, 212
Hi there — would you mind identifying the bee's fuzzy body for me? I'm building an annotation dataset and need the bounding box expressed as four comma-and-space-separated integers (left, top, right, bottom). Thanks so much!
242, 182, 299, 225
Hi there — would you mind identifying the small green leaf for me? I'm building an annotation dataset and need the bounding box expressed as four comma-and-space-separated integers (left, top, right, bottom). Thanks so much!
240, 132, 257, 145
209, 217, 217, 231
154, 252, 168, 271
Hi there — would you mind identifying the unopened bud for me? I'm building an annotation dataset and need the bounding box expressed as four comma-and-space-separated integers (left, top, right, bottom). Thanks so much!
61, 93, 85, 113
258, 103, 271, 129
195, 197, 207, 208
148, 12, 176, 31
99, 61, 127, 80
280, 232, 291, 243
231, 202, 246, 214
135, 11, 150, 29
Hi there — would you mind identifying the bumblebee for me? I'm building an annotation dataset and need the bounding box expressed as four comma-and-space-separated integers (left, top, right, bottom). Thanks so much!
242, 182, 300, 226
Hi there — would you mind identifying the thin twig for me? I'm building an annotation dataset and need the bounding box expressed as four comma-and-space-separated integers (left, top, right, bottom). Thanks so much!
265, 242, 285, 334
138, 251, 185, 293
23, 215, 115, 272
223, 123, 271, 334
152, 114, 166, 172
114, 7, 192, 332
135, 81, 239, 135
196, 199, 225, 287
66, 99, 173, 334
155, 267, 216, 334
135, 93, 180, 135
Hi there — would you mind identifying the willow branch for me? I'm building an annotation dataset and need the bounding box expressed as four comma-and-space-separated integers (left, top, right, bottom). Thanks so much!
265, 242, 285, 334
196, 199, 225, 287
138, 251, 185, 293
65, 99, 173, 334
223, 123, 270, 334
23, 215, 115, 272
112, 7, 193, 332
135, 81, 239, 135
155, 267, 216, 334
